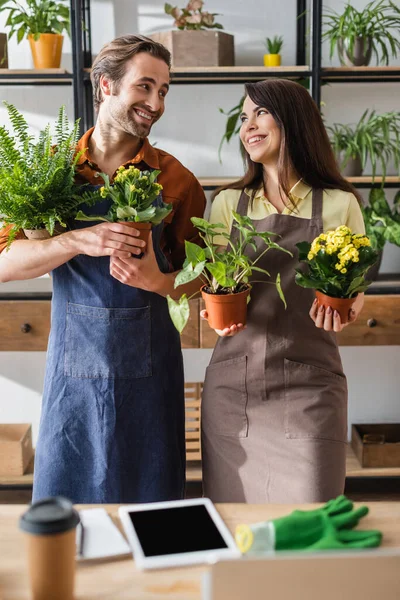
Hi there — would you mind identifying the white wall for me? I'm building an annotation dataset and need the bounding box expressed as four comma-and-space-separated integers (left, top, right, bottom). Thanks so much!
0, 0, 399, 444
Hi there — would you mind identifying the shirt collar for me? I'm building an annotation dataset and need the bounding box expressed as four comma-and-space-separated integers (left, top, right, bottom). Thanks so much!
75, 127, 160, 170
249, 178, 312, 202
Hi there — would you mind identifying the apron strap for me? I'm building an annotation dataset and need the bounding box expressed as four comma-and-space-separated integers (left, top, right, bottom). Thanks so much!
230, 189, 250, 244
311, 188, 324, 232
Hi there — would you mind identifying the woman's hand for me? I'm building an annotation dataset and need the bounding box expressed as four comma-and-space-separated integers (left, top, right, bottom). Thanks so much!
309, 293, 364, 333
200, 309, 246, 337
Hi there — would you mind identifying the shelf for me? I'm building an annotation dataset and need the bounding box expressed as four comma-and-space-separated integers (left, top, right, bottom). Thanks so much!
346, 445, 400, 478
170, 65, 310, 84
322, 67, 400, 83
0, 69, 73, 85
198, 176, 400, 190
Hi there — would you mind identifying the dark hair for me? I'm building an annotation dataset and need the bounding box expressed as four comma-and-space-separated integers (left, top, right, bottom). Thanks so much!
91, 34, 171, 112
214, 79, 362, 205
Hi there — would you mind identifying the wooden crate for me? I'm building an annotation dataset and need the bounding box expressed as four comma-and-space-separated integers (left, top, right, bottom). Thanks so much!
0, 424, 33, 476
351, 424, 400, 468
150, 30, 234, 67
185, 382, 202, 462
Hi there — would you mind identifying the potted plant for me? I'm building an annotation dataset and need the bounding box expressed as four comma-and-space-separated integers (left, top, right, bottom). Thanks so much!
264, 35, 283, 67
0, 0, 70, 68
323, 1, 400, 67
150, 1, 234, 67
327, 110, 400, 178
0, 103, 89, 247
75, 166, 172, 244
0, 32, 7, 67
167, 211, 291, 333
361, 188, 400, 279
295, 226, 379, 323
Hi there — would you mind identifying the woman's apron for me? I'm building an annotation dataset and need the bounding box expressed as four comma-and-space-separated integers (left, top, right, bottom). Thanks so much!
202, 188, 348, 503
33, 187, 185, 504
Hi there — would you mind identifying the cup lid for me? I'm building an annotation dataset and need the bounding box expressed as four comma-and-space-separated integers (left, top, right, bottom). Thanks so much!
19, 496, 80, 536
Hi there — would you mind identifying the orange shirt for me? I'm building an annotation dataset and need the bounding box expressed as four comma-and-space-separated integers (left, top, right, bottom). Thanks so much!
0, 128, 206, 269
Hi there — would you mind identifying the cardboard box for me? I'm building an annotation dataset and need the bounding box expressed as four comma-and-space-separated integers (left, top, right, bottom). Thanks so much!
351, 423, 400, 468
149, 30, 234, 67
0, 33, 8, 68
0, 424, 33, 475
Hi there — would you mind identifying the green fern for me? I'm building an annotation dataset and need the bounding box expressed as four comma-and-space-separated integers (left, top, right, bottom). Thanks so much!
0, 103, 90, 246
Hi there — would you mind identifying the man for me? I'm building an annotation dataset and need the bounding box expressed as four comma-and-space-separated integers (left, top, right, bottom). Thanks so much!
0, 35, 206, 503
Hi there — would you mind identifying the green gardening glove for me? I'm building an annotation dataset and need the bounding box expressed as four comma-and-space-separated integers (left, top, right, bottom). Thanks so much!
305, 511, 382, 551
235, 495, 381, 554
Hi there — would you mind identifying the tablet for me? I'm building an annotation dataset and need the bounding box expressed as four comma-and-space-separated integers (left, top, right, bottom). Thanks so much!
118, 497, 241, 570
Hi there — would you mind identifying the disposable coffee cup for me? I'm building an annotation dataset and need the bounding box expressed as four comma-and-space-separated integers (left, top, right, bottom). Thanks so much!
19, 496, 80, 600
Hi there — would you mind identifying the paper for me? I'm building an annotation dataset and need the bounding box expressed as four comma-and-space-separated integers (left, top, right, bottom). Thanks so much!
76, 508, 131, 560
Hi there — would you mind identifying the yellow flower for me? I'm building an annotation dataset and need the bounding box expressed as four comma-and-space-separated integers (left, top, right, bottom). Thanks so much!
341, 268, 347, 274
99, 186, 107, 198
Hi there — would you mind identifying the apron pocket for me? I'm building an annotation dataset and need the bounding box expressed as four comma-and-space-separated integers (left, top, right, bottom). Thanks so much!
64, 302, 152, 379
284, 358, 347, 443
202, 355, 248, 438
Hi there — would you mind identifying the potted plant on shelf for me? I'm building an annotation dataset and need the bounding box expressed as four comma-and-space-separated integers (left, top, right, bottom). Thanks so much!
149, 1, 234, 67
167, 212, 291, 333
361, 188, 400, 279
0, 0, 70, 69
323, 0, 400, 67
0, 103, 89, 247
327, 110, 400, 178
0, 31, 7, 67
75, 166, 172, 245
264, 35, 283, 67
295, 226, 379, 323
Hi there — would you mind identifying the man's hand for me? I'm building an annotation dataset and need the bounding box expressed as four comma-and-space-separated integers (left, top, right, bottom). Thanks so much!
62, 222, 146, 259
109, 231, 169, 294
309, 292, 364, 333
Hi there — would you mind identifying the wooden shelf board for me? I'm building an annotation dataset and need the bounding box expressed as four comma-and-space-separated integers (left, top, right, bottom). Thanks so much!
0, 68, 69, 74
198, 176, 400, 189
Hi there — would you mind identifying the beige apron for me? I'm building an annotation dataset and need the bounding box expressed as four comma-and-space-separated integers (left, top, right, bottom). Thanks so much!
202, 188, 348, 503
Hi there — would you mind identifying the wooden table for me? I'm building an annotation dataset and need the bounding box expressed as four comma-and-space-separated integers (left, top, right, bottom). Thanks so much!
1, 502, 400, 599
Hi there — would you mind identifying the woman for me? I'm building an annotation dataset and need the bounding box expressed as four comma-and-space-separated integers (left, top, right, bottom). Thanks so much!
201, 79, 365, 503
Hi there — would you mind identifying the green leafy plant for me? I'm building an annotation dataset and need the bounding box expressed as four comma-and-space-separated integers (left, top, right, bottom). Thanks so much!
0, 103, 88, 246
265, 35, 283, 54
218, 95, 244, 162
327, 110, 400, 180
164, 0, 223, 31
295, 226, 379, 299
0, 0, 70, 43
362, 188, 400, 251
323, 1, 400, 65
76, 166, 172, 225
167, 212, 291, 333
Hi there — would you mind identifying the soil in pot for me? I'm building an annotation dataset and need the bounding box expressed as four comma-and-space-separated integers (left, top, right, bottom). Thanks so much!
315, 290, 357, 324
201, 284, 251, 330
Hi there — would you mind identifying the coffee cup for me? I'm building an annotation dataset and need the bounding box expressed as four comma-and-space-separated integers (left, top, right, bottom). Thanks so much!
19, 496, 80, 600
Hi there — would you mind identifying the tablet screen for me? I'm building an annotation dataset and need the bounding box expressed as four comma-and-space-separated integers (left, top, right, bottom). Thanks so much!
128, 504, 229, 557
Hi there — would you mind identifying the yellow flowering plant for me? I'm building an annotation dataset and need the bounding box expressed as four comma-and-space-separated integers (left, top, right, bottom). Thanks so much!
75, 166, 172, 225
295, 226, 379, 299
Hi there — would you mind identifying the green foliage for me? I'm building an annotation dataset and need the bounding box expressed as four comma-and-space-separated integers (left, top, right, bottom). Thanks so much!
323, 0, 400, 65
0, 103, 86, 246
295, 227, 379, 299
0, 0, 70, 43
265, 35, 283, 54
164, 1, 223, 31
76, 166, 172, 225
361, 188, 400, 251
217, 95, 244, 162
167, 211, 291, 332
327, 110, 400, 180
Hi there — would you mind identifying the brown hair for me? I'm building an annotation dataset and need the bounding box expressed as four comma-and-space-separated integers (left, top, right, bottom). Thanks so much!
214, 79, 362, 205
91, 34, 171, 112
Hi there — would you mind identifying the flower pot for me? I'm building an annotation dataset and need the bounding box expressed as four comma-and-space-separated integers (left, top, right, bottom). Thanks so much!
201, 285, 251, 330
263, 54, 281, 67
23, 224, 65, 240
149, 30, 234, 67
338, 155, 363, 177
0, 33, 8, 68
123, 221, 151, 245
315, 290, 357, 324
28, 33, 64, 69
337, 36, 372, 67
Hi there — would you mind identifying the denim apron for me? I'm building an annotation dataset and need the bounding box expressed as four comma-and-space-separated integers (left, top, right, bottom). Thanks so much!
33, 186, 186, 504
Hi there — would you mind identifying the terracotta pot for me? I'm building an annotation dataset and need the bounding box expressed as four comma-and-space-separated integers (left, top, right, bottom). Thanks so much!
337, 36, 372, 67
263, 54, 281, 67
123, 221, 151, 245
201, 285, 251, 330
28, 33, 64, 69
315, 290, 357, 324
23, 224, 65, 240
